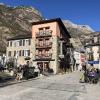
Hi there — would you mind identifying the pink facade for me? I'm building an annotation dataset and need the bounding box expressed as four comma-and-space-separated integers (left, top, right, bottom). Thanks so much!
32, 22, 60, 38
32, 18, 71, 74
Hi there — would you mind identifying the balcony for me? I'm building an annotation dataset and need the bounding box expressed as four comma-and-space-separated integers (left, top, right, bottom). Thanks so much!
36, 42, 52, 49
85, 37, 100, 46
35, 53, 52, 60
36, 30, 52, 38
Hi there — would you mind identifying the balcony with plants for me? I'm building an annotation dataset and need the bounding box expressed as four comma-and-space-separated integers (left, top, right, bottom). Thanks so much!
36, 42, 52, 49
36, 30, 52, 38
35, 53, 52, 60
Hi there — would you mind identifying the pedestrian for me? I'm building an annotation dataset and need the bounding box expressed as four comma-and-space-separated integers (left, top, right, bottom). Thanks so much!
16, 65, 23, 81
79, 68, 85, 83
23, 63, 29, 79
79, 63, 87, 83
73, 57, 76, 71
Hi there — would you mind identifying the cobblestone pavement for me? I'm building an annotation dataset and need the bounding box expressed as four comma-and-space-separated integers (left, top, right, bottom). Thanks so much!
0, 71, 100, 100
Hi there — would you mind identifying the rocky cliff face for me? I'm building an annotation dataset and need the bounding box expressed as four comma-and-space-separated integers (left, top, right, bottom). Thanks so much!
63, 20, 94, 46
0, 3, 94, 53
0, 4, 43, 53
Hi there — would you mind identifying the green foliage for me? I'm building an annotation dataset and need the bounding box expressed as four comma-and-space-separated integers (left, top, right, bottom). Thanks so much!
6, 58, 15, 71
24, 57, 31, 60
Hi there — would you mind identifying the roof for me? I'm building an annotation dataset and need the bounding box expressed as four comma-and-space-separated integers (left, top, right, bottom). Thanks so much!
32, 18, 71, 38
7, 33, 32, 41
84, 43, 100, 47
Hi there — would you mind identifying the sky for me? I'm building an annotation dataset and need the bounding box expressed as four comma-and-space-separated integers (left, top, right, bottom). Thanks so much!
0, 0, 100, 31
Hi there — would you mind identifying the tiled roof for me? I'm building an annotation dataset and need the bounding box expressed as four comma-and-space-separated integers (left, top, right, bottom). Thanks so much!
7, 33, 32, 41
32, 18, 71, 38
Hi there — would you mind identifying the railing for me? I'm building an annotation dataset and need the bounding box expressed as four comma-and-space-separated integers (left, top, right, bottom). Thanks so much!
35, 53, 52, 59
36, 30, 52, 37
36, 42, 52, 48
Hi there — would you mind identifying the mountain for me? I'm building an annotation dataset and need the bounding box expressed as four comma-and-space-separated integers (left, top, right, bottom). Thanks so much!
63, 20, 94, 46
63, 20, 94, 36
0, 3, 95, 53
0, 4, 43, 53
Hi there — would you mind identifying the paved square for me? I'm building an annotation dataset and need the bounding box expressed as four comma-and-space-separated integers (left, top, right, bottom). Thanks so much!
0, 71, 100, 100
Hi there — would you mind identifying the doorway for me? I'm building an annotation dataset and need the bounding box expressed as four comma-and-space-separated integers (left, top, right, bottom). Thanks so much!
37, 62, 50, 72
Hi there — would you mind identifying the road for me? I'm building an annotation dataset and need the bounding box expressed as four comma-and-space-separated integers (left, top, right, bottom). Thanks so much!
0, 71, 100, 100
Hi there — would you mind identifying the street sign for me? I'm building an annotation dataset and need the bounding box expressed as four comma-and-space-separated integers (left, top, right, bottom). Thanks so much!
88, 61, 99, 64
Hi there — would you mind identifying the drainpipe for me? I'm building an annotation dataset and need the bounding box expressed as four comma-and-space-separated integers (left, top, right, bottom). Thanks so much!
60, 42, 63, 55
59, 41, 63, 55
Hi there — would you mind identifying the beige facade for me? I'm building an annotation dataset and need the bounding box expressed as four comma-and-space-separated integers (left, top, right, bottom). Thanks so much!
85, 32, 100, 69
6, 34, 33, 66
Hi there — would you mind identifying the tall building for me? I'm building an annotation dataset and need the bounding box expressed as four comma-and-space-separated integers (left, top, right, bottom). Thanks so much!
32, 18, 71, 74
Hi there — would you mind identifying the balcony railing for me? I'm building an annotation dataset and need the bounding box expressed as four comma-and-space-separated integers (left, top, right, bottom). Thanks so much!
35, 53, 52, 60
36, 42, 52, 49
36, 30, 52, 37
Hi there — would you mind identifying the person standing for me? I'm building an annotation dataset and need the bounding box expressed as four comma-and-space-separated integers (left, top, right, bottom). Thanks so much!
73, 57, 76, 71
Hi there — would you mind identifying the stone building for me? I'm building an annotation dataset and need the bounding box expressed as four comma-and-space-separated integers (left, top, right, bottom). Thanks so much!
70, 37, 85, 71
32, 18, 71, 74
6, 34, 32, 66
84, 32, 100, 69
6, 18, 71, 74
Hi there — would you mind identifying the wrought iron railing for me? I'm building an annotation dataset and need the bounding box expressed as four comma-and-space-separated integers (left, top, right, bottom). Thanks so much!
36, 30, 52, 37
36, 42, 52, 48
35, 53, 52, 59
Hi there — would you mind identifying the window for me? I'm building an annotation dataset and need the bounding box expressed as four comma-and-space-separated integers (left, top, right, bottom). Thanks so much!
7, 41, 12, 47
45, 50, 49, 56
45, 39, 49, 45
39, 39, 43, 46
14, 51, 21, 57
22, 50, 24, 56
97, 36, 99, 43
14, 40, 23, 47
25, 39, 31, 46
88, 53, 94, 61
14, 40, 20, 47
29, 39, 31, 45
16, 41, 20, 47
14, 42, 16, 47
23, 40, 25, 46
8, 51, 11, 57
38, 50, 42, 56
45, 27, 50, 31
19, 50, 21, 56
19, 40, 22, 46
39, 28, 43, 32
10, 41, 12, 47
94, 37, 98, 43
24, 50, 30, 56
27, 50, 30, 56
14, 51, 16, 56
92, 38, 94, 44
7, 41, 9, 47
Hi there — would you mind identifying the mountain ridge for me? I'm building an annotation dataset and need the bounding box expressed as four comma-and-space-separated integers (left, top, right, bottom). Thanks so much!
0, 4, 43, 53
0, 4, 94, 53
